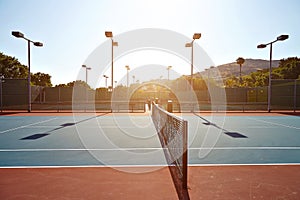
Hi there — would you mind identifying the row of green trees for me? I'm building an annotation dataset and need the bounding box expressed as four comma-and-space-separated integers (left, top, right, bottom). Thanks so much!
225, 57, 300, 88
1, 51, 299, 89
0, 52, 52, 86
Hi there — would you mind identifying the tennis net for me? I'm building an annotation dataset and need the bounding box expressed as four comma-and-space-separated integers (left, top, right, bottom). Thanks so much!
151, 103, 189, 200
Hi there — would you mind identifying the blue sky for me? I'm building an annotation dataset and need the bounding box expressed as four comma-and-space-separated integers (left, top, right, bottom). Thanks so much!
0, 0, 299, 86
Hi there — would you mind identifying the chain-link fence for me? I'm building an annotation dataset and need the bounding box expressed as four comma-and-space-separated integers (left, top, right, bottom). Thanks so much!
0, 79, 145, 112
0, 78, 28, 110
271, 79, 300, 111
0, 78, 299, 112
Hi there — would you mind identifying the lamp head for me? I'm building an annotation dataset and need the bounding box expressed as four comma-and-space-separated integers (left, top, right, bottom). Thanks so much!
12, 31, 24, 38
185, 42, 192, 47
277, 34, 289, 41
112, 41, 118, 46
193, 33, 201, 40
105, 31, 113, 38
257, 44, 267, 49
34, 42, 43, 47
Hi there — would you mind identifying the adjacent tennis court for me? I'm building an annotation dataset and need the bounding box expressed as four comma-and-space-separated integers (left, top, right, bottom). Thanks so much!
0, 110, 300, 199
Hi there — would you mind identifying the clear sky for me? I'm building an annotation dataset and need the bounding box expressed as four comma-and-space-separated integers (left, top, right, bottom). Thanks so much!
0, 0, 299, 86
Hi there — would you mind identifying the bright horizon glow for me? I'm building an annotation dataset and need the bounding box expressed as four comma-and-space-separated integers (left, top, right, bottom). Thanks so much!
102, 50, 196, 87
1, 0, 299, 86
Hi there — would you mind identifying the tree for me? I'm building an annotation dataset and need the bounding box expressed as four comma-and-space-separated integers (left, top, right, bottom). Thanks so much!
31, 72, 52, 87
225, 57, 300, 88
273, 57, 300, 79
0, 52, 28, 78
55, 80, 90, 88
236, 57, 245, 85
225, 76, 240, 88
0, 52, 53, 86
55, 83, 68, 87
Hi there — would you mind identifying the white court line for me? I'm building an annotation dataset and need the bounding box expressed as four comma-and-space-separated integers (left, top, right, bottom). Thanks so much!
0, 118, 58, 134
1, 163, 300, 169
1, 146, 300, 152
23, 125, 60, 128
99, 126, 152, 129
248, 117, 300, 130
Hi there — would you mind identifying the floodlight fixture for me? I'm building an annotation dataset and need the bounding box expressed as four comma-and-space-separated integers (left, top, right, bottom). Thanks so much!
257, 44, 267, 48
193, 33, 201, 40
277, 34, 289, 41
12, 31, 24, 38
105, 31, 113, 38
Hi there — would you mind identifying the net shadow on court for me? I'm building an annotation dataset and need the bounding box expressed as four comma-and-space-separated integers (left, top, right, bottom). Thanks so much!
193, 112, 248, 138
19, 113, 109, 141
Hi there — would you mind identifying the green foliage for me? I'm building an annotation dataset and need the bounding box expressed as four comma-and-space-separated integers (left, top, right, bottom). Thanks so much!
55, 80, 90, 88
225, 76, 240, 87
273, 57, 300, 79
0, 52, 53, 86
31, 72, 52, 87
0, 52, 28, 78
225, 57, 300, 88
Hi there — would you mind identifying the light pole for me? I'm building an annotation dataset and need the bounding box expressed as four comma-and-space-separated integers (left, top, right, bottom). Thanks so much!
257, 34, 289, 112
132, 75, 135, 84
12, 31, 43, 112
82, 65, 91, 84
125, 65, 130, 87
167, 66, 172, 81
185, 33, 201, 89
206, 66, 215, 89
103, 75, 109, 88
82, 65, 91, 111
105, 31, 118, 91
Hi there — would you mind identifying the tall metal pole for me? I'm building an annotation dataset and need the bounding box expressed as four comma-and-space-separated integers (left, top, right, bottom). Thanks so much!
127, 68, 129, 87
268, 43, 273, 112
257, 34, 288, 112
27, 40, 31, 112
85, 68, 87, 83
12, 31, 43, 112
207, 68, 210, 89
191, 40, 194, 89
111, 39, 114, 91
239, 64, 242, 84
167, 66, 172, 81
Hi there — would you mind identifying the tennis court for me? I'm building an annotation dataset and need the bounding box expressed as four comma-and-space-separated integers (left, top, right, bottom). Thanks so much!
0, 110, 300, 199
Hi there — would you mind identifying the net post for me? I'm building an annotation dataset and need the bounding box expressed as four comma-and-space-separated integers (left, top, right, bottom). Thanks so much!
182, 119, 188, 191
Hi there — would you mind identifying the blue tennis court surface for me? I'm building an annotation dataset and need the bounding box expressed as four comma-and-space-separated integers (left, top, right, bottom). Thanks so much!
0, 113, 299, 167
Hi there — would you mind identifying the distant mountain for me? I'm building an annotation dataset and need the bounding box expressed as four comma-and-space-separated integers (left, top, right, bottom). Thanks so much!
197, 59, 280, 78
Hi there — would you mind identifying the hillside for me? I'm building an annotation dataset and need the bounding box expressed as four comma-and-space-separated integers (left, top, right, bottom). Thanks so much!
198, 59, 280, 78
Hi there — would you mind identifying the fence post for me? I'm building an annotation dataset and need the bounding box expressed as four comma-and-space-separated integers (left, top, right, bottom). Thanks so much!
0, 77, 2, 112
39, 87, 42, 103
58, 87, 61, 112
294, 80, 297, 112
